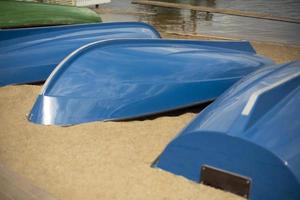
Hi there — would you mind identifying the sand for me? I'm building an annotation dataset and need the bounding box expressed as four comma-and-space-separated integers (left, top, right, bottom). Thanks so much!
161, 32, 300, 64
0, 40, 299, 200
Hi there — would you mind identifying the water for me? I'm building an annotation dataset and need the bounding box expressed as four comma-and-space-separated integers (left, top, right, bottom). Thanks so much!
98, 0, 300, 46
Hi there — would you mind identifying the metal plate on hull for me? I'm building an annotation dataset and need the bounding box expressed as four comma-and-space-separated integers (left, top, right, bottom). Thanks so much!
201, 165, 251, 199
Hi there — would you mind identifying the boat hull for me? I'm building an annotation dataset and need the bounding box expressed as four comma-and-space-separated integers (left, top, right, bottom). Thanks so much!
154, 61, 300, 200
0, 1, 101, 28
0, 22, 161, 86
28, 39, 273, 125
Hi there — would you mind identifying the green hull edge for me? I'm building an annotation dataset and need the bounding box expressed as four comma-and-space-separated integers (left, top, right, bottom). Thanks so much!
0, 0, 101, 28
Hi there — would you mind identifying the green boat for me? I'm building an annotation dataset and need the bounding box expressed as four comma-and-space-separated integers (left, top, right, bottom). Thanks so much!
0, 0, 101, 28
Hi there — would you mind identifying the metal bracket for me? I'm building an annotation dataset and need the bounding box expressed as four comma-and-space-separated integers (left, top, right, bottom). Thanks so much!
200, 165, 251, 199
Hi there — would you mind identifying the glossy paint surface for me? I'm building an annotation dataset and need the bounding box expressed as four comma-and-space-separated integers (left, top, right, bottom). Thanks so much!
0, 0, 101, 28
28, 39, 273, 125
155, 61, 300, 200
0, 22, 160, 86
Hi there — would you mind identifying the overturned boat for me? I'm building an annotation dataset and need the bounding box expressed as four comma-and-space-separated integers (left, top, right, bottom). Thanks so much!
28, 39, 273, 126
0, 0, 101, 29
0, 22, 160, 86
154, 61, 300, 200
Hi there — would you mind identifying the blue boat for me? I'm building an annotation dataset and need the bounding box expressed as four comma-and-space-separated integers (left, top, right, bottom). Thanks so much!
28, 39, 273, 126
0, 22, 160, 86
154, 61, 300, 200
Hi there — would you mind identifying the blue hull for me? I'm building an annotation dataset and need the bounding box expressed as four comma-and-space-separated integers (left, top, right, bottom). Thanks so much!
155, 61, 300, 200
28, 39, 273, 126
0, 22, 160, 86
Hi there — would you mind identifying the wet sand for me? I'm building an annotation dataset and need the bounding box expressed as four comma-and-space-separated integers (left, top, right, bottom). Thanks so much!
0, 38, 300, 200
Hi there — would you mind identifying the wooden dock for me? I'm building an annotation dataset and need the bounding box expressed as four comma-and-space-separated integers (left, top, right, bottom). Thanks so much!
132, 0, 300, 24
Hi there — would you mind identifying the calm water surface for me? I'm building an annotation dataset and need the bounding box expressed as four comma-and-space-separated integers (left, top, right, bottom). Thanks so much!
99, 0, 300, 46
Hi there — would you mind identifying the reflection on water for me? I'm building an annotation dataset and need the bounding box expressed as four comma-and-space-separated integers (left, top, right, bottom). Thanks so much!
99, 0, 300, 46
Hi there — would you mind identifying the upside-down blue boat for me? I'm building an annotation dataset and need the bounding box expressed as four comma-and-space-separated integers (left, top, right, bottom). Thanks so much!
0, 22, 160, 86
154, 61, 300, 200
28, 39, 273, 126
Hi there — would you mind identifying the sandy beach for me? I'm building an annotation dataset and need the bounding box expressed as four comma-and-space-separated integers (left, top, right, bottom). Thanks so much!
0, 35, 299, 200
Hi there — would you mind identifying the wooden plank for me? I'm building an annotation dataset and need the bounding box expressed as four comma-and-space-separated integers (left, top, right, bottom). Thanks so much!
132, 0, 300, 24
163, 31, 235, 40
0, 163, 57, 200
